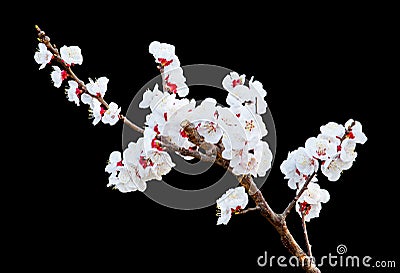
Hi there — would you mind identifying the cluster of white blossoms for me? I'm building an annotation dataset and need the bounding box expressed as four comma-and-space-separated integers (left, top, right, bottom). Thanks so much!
35, 35, 368, 228
281, 119, 367, 221
103, 42, 273, 202
105, 138, 175, 192
149, 41, 189, 97
34, 43, 121, 126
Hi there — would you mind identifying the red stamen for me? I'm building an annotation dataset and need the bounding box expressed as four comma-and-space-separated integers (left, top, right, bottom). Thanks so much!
158, 58, 173, 67
116, 161, 123, 167
61, 70, 68, 81
337, 145, 342, 152
180, 129, 188, 138
230, 205, 242, 214
163, 112, 168, 121
75, 88, 83, 97
151, 138, 163, 151
154, 124, 160, 135
299, 201, 312, 215
100, 107, 106, 116
139, 156, 149, 169
232, 79, 242, 88
236, 113, 241, 118
166, 81, 178, 94
347, 131, 355, 139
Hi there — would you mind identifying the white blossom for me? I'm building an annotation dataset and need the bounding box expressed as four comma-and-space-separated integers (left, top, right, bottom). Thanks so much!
50, 66, 66, 88
123, 138, 175, 184
231, 105, 268, 140
345, 119, 367, 144
90, 100, 103, 125
222, 72, 246, 92
81, 93, 97, 110
107, 165, 146, 193
281, 148, 318, 190
65, 81, 81, 106
321, 157, 353, 181
86, 77, 109, 97
102, 102, 121, 126
301, 182, 330, 205
320, 122, 345, 139
149, 41, 180, 71
216, 186, 248, 225
107, 168, 137, 193
305, 136, 337, 161
340, 138, 357, 162
34, 43, 53, 69
296, 182, 330, 222
231, 152, 258, 176
164, 67, 189, 97
105, 151, 122, 175
190, 99, 223, 144
247, 76, 268, 114
149, 41, 175, 61
60, 45, 83, 65
139, 83, 164, 109
254, 141, 273, 177
294, 147, 318, 175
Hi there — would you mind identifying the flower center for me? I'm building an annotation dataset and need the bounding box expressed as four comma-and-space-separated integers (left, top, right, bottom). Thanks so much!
61, 70, 68, 81
299, 201, 312, 215
245, 120, 255, 131
158, 58, 173, 67
232, 79, 242, 88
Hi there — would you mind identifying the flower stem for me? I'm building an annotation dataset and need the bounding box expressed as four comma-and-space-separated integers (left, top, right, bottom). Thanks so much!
302, 213, 313, 257
281, 172, 316, 219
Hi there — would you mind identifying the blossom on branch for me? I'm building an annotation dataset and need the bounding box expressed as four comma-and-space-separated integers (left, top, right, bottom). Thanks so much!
65, 81, 82, 106
216, 186, 248, 225
86, 77, 109, 98
345, 119, 367, 144
305, 136, 337, 161
102, 102, 121, 126
281, 148, 318, 190
50, 66, 67, 88
296, 182, 330, 222
282, 120, 367, 184
149, 41, 180, 71
34, 43, 53, 69
321, 157, 353, 181
60, 45, 83, 66
164, 67, 189, 97
105, 151, 123, 175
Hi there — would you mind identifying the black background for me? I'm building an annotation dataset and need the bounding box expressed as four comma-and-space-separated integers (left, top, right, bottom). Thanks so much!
12, 4, 398, 273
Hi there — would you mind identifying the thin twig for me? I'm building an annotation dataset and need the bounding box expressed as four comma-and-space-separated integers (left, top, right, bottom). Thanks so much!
159, 67, 168, 92
121, 115, 144, 134
35, 25, 143, 135
302, 212, 313, 257
281, 172, 316, 219
235, 206, 260, 215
